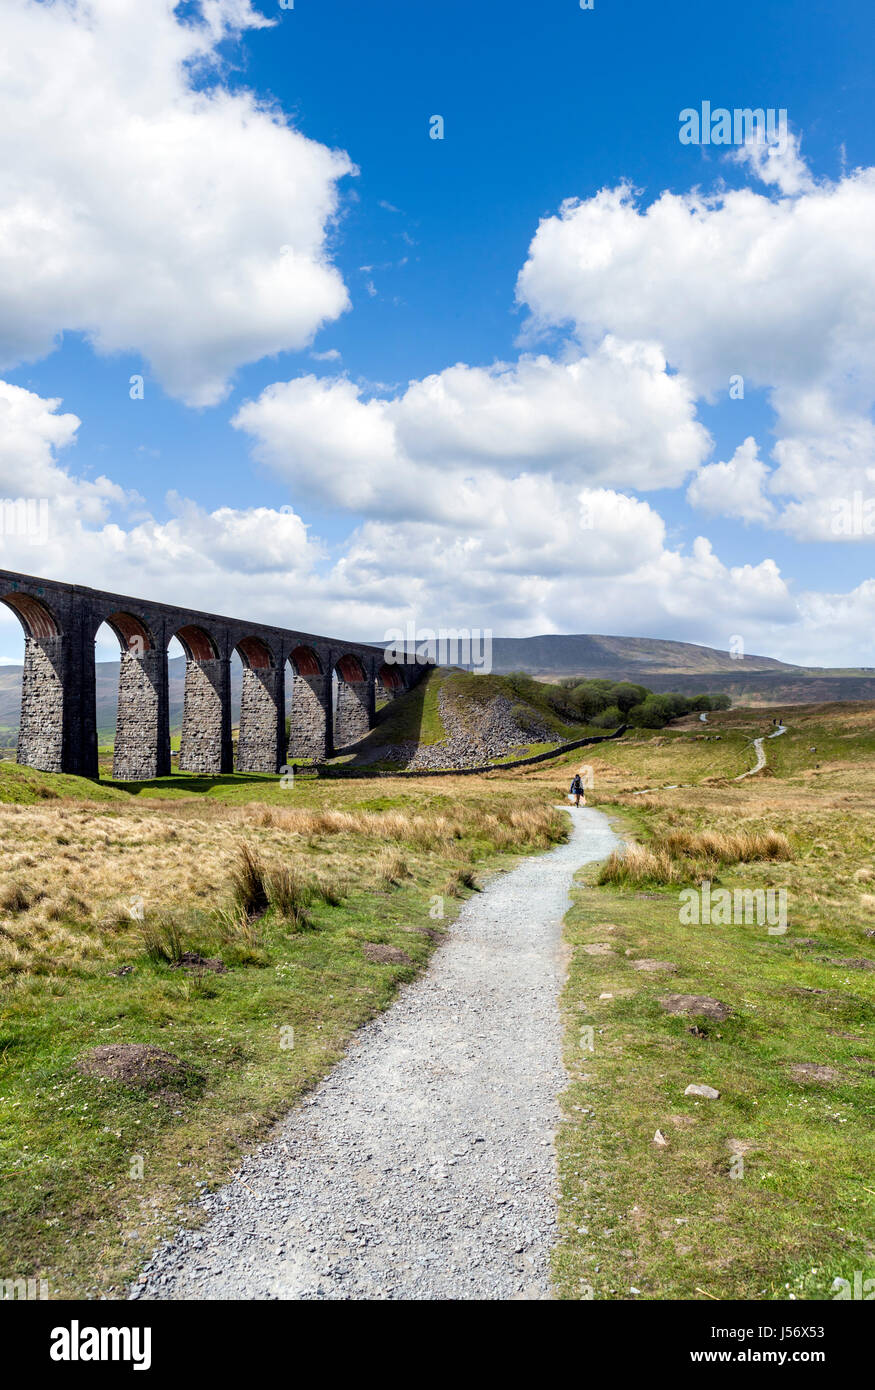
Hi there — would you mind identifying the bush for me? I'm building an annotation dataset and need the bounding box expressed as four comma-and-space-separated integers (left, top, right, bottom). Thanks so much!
591, 704, 623, 729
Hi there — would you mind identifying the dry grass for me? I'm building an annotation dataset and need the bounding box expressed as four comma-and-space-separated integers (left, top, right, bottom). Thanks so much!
0, 787, 564, 977
598, 827, 794, 887
229, 841, 270, 919
658, 827, 792, 862
598, 842, 684, 887
375, 846, 410, 889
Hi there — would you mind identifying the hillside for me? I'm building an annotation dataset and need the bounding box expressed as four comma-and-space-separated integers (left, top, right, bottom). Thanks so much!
452, 634, 875, 706
342, 668, 624, 769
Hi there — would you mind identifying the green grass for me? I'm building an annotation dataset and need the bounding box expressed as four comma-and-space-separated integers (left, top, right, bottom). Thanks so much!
0, 768, 567, 1298
0, 884, 445, 1297
552, 711, 875, 1301
0, 761, 129, 805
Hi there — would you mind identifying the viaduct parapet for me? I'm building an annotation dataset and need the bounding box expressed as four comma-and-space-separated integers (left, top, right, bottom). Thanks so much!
0, 569, 426, 780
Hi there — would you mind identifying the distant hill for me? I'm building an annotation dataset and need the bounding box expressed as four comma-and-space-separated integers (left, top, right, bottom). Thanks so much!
391, 633, 875, 707
483, 633, 793, 676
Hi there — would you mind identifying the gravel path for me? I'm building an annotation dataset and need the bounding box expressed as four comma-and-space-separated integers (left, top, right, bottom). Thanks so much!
734, 723, 786, 781
131, 805, 621, 1302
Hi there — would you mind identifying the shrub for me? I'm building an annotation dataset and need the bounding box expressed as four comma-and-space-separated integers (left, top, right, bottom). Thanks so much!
591, 705, 623, 729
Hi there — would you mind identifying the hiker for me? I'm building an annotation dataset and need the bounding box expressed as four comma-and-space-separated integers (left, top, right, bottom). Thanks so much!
569, 773, 585, 807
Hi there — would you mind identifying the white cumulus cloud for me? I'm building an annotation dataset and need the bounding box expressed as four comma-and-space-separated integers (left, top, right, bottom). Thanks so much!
0, 0, 355, 405
233, 339, 710, 519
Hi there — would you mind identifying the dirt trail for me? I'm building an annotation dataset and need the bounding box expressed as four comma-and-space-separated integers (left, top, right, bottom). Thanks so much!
132, 806, 621, 1302
734, 724, 787, 781
632, 722, 788, 795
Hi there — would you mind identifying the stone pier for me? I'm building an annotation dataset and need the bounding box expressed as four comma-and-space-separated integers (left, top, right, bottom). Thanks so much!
113, 648, 166, 781
287, 645, 329, 762
334, 655, 375, 749
17, 634, 65, 773
178, 658, 231, 775
237, 652, 283, 774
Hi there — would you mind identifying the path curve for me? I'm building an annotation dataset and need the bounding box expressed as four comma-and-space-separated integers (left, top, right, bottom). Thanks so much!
632, 722, 788, 795
734, 723, 786, 781
132, 806, 621, 1302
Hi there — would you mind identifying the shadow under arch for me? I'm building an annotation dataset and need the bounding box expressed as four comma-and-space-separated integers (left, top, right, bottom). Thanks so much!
377, 661, 404, 694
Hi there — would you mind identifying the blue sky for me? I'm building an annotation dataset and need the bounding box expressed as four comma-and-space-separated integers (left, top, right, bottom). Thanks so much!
1, 0, 874, 664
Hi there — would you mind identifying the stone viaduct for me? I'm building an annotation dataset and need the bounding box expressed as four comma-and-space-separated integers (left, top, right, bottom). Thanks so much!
0, 569, 426, 781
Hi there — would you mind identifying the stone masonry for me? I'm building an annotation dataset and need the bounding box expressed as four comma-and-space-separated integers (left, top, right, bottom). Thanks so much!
178, 659, 231, 775
334, 663, 375, 749
17, 636, 64, 773
287, 673, 329, 762
0, 568, 427, 781
237, 665, 283, 774
113, 648, 165, 781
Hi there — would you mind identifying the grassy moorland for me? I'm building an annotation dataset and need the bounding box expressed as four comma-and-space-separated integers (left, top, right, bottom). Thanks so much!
529, 703, 875, 1300
0, 762, 564, 1297
2, 698, 873, 1303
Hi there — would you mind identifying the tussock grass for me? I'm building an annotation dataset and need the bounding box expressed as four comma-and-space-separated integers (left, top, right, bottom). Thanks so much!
265, 866, 313, 929
375, 846, 410, 889
659, 827, 792, 862
598, 827, 794, 886
445, 866, 481, 896
138, 912, 185, 965
229, 842, 269, 919
1, 881, 32, 914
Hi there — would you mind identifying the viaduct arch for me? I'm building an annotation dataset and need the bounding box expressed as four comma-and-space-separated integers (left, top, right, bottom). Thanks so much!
0, 569, 426, 781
